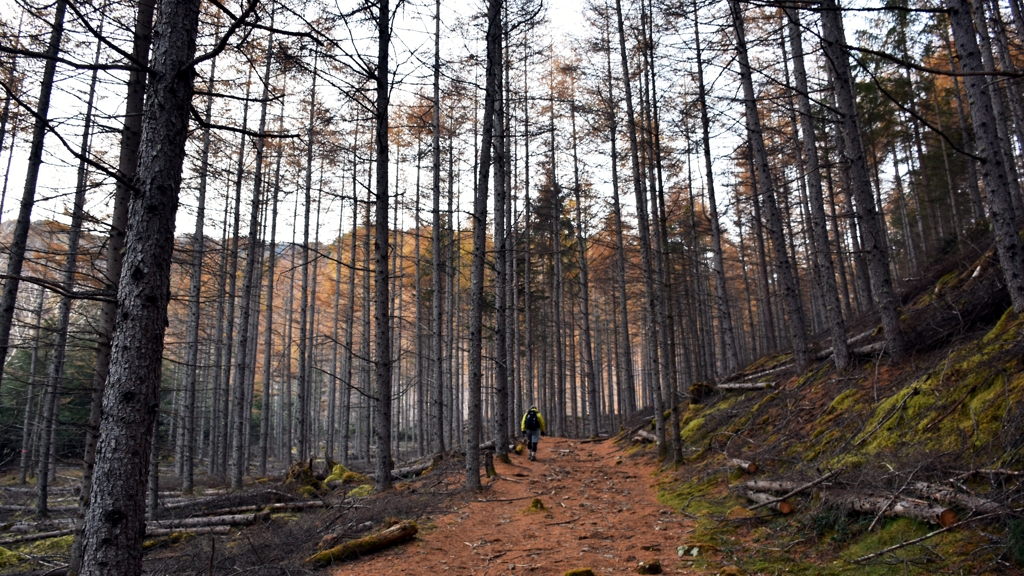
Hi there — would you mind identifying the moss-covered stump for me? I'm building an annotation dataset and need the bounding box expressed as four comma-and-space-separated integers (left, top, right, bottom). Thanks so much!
564, 568, 596, 576
635, 559, 662, 574
304, 520, 418, 567
286, 460, 322, 493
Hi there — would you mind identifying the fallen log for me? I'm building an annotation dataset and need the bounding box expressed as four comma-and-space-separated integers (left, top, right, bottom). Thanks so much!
391, 461, 433, 479
633, 430, 658, 444
738, 490, 794, 514
145, 525, 232, 538
745, 470, 840, 512
0, 486, 76, 495
0, 504, 78, 513
722, 363, 792, 385
852, 342, 887, 356
161, 488, 298, 510
729, 458, 758, 474
717, 381, 774, 391
6, 518, 76, 533
909, 482, 1006, 514
0, 528, 75, 545
304, 520, 418, 567
187, 501, 328, 517
147, 511, 270, 530
822, 491, 957, 527
744, 480, 802, 494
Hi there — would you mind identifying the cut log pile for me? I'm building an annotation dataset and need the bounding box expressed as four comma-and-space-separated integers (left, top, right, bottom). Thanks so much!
731, 475, 1007, 528
632, 430, 658, 444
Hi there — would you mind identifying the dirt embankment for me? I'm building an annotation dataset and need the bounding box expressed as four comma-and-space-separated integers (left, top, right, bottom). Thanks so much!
335, 437, 692, 575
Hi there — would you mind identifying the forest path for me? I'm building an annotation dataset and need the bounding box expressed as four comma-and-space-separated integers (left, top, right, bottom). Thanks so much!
333, 437, 694, 575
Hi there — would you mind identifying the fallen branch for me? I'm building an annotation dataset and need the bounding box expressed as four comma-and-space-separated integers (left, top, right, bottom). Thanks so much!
304, 520, 418, 567
953, 469, 1024, 479
852, 510, 1004, 563
738, 490, 794, 514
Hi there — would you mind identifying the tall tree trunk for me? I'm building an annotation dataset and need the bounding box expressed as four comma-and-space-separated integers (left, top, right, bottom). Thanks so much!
492, 18, 510, 458
694, 0, 739, 376
70, 1, 155, 566
785, 6, 849, 371
297, 56, 317, 462
373, 0, 394, 492
341, 155, 359, 465
730, 0, 810, 370
79, 0, 202, 567
231, 21, 275, 490
180, 49, 217, 497
614, 0, 665, 455
0, 0, 66, 390
218, 76, 252, 476
819, 0, 905, 358
467, 0, 501, 489
603, 34, 636, 415
260, 103, 285, 476
19, 293, 45, 485
569, 92, 598, 437
37, 26, 101, 516
430, 0, 446, 454
947, 0, 1024, 311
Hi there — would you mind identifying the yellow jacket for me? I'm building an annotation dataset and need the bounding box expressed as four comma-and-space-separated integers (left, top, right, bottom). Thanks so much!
521, 409, 546, 433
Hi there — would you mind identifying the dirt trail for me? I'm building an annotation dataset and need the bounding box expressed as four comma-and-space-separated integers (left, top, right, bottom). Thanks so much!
335, 437, 694, 575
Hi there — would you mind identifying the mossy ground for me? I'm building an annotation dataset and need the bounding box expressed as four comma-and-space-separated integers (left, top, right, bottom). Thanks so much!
651, 296, 1023, 573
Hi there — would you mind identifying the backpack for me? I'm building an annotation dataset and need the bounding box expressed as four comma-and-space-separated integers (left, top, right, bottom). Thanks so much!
525, 410, 540, 431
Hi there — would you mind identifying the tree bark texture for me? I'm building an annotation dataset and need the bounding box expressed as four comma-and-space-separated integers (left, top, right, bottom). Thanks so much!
373, 0, 394, 492
79, 0, 202, 569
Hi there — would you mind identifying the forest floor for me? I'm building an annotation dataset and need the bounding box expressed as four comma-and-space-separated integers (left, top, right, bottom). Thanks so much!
334, 435, 698, 576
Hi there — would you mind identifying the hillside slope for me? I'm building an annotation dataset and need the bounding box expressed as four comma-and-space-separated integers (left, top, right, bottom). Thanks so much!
647, 239, 1024, 574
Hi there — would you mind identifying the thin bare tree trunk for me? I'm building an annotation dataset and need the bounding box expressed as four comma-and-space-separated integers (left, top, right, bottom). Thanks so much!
38, 26, 100, 516
373, 0, 394, 491
467, 0, 502, 488
694, 0, 739, 376
785, 6, 849, 371
731, 0, 809, 370
231, 20, 275, 490
430, 0, 445, 454
820, 0, 904, 358
0, 0, 66, 391
614, 0, 665, 455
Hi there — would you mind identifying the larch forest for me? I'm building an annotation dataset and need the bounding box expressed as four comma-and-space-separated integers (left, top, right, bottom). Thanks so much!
0, 0, 1023, 572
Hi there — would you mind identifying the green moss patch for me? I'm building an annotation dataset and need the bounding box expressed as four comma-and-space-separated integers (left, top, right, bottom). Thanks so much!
346, 484, 374, 498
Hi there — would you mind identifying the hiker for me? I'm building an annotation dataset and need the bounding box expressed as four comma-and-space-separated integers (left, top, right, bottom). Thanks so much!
520, 406, 546, 461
